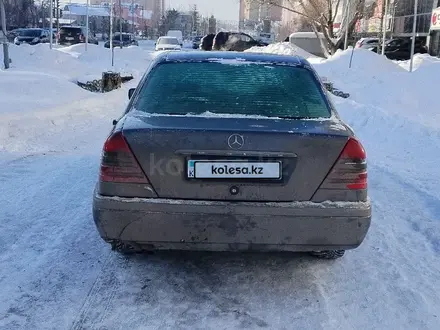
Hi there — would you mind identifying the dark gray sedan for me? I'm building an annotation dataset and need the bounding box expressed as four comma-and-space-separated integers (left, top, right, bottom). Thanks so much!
93, 51, 371, 259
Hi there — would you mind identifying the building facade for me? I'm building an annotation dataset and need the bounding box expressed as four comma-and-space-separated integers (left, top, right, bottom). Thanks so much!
239, 0, 283, 30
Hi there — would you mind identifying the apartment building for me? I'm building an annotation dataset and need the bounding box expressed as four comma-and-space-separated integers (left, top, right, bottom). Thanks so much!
239, 0, 282, 29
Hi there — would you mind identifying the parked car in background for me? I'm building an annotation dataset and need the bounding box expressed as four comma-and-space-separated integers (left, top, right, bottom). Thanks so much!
255, 32, 274, 45
7, 28, 25, 42
166, 30, 183, 45
289, 32, 328, 58
212, 32, 266, 51
155, 36, 181, 51
200, 33, 215, 51
13, 28, 50, 45
104, 33, 138, 48
355, 38, 381, 49
93, 51, 371, 259
192, 36, 202, 49
58, 26, 99, 46
368, 37, 427, 60
44, 28, 56, 41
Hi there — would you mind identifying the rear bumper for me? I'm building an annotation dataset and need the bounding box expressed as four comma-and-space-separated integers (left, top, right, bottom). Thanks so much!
92, 191, 371, 252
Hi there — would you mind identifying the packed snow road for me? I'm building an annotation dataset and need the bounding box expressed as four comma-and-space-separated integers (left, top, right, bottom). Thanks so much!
0, 42, 439, 329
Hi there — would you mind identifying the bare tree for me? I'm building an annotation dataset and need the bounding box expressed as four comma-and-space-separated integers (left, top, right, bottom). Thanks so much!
246, 0, 373, 56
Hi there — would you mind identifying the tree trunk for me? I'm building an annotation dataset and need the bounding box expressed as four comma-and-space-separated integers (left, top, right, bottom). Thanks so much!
102, 72, 121, 92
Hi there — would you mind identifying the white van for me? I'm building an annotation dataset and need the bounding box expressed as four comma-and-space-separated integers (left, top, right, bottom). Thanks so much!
289, 32, 327, 58
167, 30, 183, 46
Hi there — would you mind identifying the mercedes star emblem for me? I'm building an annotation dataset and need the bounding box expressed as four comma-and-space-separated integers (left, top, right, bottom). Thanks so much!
228, 134, 244, 149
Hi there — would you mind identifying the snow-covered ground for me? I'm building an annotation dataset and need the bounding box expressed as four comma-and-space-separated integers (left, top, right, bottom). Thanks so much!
1, 41, 439, 329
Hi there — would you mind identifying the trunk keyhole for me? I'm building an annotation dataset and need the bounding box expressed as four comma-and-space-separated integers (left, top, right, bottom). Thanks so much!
230, 186, 239, 195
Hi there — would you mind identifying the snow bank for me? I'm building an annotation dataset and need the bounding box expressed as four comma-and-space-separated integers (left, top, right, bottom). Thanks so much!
0, 70, 91, 115
6, 43, 154, 82
395, 53, 440, 71
313, 49, 440, 129
245, 42, 318, 60
0, 43, 145, 159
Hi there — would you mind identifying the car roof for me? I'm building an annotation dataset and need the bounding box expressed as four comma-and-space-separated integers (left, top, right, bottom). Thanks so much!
153, 51, 309, 68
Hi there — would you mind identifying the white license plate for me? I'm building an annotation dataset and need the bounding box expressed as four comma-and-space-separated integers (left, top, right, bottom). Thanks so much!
187, 161, 281, 179
65, 37, 74, 40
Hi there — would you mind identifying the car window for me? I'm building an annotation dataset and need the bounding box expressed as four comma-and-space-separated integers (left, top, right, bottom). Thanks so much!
134, 62, 330, 119
22, 29, 42, 37
240, 34, 252, 42
60, 28, 82, 35
158, 37, 179, 45
113, 34, 130, 41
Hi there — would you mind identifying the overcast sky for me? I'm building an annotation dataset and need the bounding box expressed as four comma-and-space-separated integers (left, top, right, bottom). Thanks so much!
166, 0, 239, 21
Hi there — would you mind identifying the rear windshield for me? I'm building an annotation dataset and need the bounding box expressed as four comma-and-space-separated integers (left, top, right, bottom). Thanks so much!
133, 62, 330, 119
114, 34, 130, 41
60, 27, 81, 34
158, 37, 179, 45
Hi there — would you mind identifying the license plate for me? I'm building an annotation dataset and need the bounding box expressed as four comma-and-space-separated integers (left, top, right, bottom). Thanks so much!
187, 160, 281, 179
65, 37, 74, 40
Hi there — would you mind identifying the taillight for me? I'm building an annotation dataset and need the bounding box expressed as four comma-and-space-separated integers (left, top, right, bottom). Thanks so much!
320, 138, 367, 190
99, 132, 149, 183
56, 32, 60, 40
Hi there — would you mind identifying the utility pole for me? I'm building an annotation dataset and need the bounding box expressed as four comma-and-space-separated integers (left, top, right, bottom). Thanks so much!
118, 0, 122, 48
85, 0, 89, 51
49, 0, 53, 48
409, 0, 418, 72
56, 0, 60, 43
344, 0, 350, 50
131, 0, 135, 36
0, 0, 10, 69
381, 0, 389, 55
110, 0, 114, 66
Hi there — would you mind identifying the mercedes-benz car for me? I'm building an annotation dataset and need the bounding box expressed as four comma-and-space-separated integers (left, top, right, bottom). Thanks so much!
92, 52, 371, 259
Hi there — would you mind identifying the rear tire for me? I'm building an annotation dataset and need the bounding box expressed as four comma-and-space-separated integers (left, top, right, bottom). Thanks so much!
310, 250, 345, 259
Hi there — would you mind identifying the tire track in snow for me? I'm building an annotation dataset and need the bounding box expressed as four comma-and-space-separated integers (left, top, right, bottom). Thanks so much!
70, 251, 114, 330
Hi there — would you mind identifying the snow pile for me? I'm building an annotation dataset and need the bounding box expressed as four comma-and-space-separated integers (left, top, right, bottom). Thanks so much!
311, 48, 440, 129
0, 43, 148, 160
57, 43, 154, 78
6, 43, 154, 82
245, 42, 318, 60
396, 53, 440, 71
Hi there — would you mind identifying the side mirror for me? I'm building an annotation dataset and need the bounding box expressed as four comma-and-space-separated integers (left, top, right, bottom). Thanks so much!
128, 88, 135, 99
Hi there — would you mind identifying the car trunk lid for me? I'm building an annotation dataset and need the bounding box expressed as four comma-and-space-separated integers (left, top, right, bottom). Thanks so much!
121, 114, 351, 202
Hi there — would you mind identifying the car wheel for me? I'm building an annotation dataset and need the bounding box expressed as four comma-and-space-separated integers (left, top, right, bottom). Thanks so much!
310, 250, 345, 259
